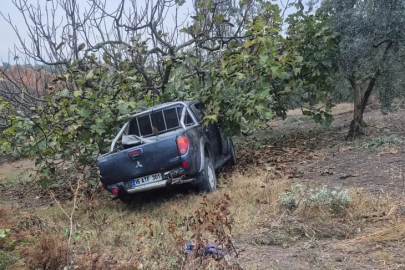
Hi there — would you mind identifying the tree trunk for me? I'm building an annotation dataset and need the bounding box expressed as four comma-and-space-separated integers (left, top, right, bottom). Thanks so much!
346, 70, 380, 140
347, 80, 365, 139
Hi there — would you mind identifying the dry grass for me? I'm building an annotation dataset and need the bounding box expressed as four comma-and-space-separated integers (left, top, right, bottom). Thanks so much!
0, 205, 16, 229
1, 167, 404, 269
0, 205, 25, 270
344, 220, 405, 243
336, 191, 405, 244
266, 184, 403, 247
23, 170, 291, 269
347, 189, 398, 219
286, 102, 353, 117
0, 159, 34, 185
21, 231, 68, 270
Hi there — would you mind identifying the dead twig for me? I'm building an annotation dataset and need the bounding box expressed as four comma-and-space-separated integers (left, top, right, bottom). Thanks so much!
50, 173, 83, 269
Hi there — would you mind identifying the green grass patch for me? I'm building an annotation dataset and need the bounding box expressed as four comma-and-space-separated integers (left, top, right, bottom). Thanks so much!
360, 135, 403, 149
0, 251, 18, 270
0, 171, 31, 186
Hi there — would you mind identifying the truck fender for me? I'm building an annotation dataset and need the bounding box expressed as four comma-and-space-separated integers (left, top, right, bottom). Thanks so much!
198, 136, 213, 173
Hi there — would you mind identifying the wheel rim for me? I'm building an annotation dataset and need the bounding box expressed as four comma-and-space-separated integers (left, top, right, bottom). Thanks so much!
208, 165, 215, 189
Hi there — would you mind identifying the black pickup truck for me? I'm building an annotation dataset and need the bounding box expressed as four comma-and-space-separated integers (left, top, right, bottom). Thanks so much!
97, 101, 237, 202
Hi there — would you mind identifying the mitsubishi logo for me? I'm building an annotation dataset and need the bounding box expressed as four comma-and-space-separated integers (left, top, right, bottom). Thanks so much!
136, 161, 143, 168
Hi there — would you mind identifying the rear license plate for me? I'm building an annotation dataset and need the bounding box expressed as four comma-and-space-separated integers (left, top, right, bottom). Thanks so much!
132, 173, 162, 187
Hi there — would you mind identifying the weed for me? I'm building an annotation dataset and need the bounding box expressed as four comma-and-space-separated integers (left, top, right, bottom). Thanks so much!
359, 135, 403, 149
277, 184, 304, 209
0, 229, 10, 239
0, 229, 16, 251
0, 251, 18, 270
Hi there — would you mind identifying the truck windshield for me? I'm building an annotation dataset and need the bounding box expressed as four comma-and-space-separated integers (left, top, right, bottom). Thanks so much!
128, 106, 194, 137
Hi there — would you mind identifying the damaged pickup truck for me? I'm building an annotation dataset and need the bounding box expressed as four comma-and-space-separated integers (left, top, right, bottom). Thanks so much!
97, 101, 237, 203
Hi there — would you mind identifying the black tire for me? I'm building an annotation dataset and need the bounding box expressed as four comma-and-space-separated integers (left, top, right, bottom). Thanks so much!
117, 192, 143, 205
117, 192, 134, 204
228, 139, 237, 166
196, 157, 217, 193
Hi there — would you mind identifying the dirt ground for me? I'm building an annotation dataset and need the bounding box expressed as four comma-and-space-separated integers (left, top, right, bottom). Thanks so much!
233, 104, 405, 269
1, 104, 405, 269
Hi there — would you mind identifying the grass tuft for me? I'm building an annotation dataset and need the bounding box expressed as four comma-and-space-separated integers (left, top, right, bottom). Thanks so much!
360, 135, 403, 149
21, 230, 67, 270
0, 251, 18, 270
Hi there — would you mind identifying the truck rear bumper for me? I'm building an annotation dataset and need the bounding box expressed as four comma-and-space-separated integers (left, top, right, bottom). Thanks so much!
107, 176, 197, 194
124, 177, 196, 194
103, 166, 199, 195
126, 179, 168, 194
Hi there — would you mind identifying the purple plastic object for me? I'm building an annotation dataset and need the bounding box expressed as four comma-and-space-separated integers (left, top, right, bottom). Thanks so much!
185, 242, 225, 256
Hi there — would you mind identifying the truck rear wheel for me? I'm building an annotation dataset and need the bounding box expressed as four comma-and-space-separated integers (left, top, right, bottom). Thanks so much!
197, 157, 217, 193
118, 193, 133, 204
117, 192, 143, 205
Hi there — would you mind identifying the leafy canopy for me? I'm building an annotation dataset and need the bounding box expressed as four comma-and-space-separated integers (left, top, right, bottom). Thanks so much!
0, 2, 338, 188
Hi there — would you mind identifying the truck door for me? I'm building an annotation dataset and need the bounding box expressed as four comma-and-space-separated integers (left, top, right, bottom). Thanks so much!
190, 103, 222, 158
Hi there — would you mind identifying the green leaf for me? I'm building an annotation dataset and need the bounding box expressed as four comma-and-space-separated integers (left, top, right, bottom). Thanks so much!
74, 91, 82, 97
86, 70, 94, 80
295, 56, 304, 63
0, 229, 10, 238
176, 0, 185, 6
79, 108, 92, 118
271, 66, 281, 78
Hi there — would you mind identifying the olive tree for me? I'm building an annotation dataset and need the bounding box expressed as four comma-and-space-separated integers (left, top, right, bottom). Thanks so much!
323, 0, 405, 138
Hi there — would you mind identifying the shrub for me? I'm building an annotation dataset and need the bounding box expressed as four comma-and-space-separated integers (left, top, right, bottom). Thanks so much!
278, 184, 352, 214
278, 184, 305, 209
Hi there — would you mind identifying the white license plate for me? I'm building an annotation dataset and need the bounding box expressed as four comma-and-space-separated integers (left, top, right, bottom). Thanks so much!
132, 173, 162, 187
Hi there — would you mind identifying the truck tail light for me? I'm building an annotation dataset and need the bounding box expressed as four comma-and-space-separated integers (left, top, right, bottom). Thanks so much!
176, 136, 189, 156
